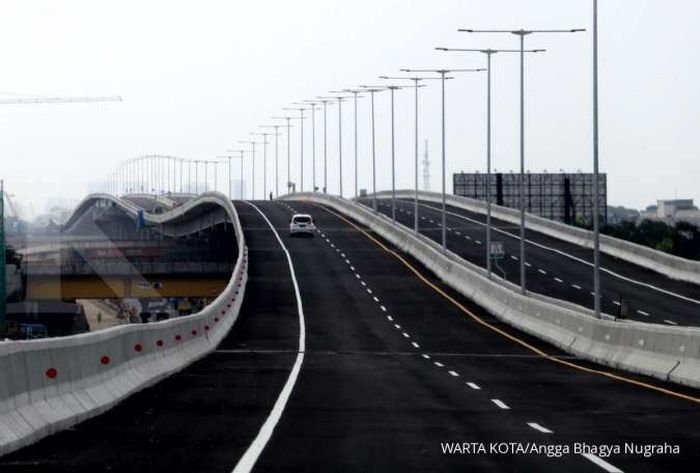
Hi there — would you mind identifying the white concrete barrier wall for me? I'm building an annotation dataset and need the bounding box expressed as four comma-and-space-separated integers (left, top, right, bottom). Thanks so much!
285, 193, 700, 390
371, 189, 700, 285
0, 192, 248, 457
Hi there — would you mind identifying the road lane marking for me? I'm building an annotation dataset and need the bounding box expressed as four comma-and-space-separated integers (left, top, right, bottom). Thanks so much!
448, 371, 459, 377
434, 362, 444, 367
636, 309, 649, 316
380, 305, 387, 312
466, 382, 481, 390
422, 354, 431, 359
538, 269, 547, 275
366, 288, 373, 294
527, 422, 553, 434
554, 277, 563, 283
403, 332, 410, 338
571, 284, 581, 290
581, 453, 623, 473
411, 342, 420, 349
373, 296, 379, 302
664, 320, 678, 326
491, 399, 510, 410
318, 204, 700, 405
234, 203, 307, 473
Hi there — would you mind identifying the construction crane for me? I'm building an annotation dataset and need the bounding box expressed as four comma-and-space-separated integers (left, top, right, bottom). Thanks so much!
0, 95, 122, 105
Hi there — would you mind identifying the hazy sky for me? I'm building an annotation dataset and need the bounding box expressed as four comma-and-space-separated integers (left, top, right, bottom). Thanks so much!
1, 0, 699, 216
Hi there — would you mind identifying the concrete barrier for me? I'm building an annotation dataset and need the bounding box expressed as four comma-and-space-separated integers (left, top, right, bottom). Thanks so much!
0, 192, 248, 457
371, 189, 700, 285
284, 192, 700, 390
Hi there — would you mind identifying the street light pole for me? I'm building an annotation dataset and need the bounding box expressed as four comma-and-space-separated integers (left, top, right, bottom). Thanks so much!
252, 132, 271, 198
461, 27, 584, 294
435, 46, 543, 279
262, 125, 283, 197
238, 140, 258, 199
226, 149, 249, 200
323, 93, 353, 198
592, 0, 602, 318
284, 106, 306, 192
302, 101, 320, 192
359, 86, 383, 213
341, 89, 364, 199
402, 68, 485, 252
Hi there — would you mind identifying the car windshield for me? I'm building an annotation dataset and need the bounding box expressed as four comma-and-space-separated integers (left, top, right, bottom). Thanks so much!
293, 216, 311, 224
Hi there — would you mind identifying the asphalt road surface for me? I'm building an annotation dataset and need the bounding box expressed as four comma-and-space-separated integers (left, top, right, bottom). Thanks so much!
3, 200, 700, 472
361, 197, 700, 328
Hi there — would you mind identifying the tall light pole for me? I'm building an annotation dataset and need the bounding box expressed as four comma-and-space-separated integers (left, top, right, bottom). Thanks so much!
402, 68, 485, 251
262, 125, 283, 197
358, 86, 385, 212
226, 149, 249, 199
380, 75, 438, 233
217, 155, 234, 199
592, 0, 602, 319
341, 89, 365, 199
302, 101, 321, 192
284, 106, 306, 192
436, 46, 544, 280
361, 84, 407, 220
272, 116, 294, 194
314, 99, 333, 193
252, 132, 271, 199
461, 27, 584, 294
322, 93, 353, 197
238, 140, 258, 199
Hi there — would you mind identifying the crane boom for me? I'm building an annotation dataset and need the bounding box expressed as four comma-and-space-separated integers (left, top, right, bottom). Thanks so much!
0, 95, 122, 105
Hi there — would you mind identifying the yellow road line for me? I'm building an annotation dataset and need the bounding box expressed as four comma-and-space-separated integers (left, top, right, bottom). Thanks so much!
315, 202, 700, 405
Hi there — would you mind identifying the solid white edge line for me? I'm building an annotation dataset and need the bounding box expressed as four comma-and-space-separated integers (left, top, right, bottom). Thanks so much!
233, 202, 307, 473
526, 422, 553, 434
580, 453, 624, 473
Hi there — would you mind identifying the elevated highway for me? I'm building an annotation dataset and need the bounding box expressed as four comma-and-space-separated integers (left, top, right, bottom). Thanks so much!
361, 192, 700, 328
3, 200, 700, 472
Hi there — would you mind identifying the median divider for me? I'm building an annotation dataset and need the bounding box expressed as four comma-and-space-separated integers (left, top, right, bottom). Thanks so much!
283, 192, 700, 390
373, 189, 700, 285
0, 192, 248, 457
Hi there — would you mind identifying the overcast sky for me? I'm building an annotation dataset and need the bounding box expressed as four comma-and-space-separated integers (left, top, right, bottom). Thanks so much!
1, 0, 699, 216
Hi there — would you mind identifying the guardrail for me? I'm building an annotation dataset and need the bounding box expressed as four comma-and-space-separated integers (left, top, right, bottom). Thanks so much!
0, 192, 248, 457
283, 192, 700, 390
371, 189, 700, 285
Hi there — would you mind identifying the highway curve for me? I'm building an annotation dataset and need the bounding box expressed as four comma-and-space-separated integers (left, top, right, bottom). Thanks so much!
2, 200, 700, 472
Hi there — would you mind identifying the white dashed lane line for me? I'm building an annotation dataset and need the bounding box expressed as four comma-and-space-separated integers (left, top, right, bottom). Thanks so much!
394, 324, 401, 329
581, 453, 624, 473
636, 309, 650, 316
387, 315, 393, 321
402, 332, 410, 338
527, 422, 553, 434
554, 277, 564, 283
538, 269, 547, 275
434, 362, 444, 368
466, 382, 481, 390
664, 319, 678, 326
411, 342, 420, 349
380, 305, 387, 312
448, 371, 459, 377
422, 354, 431, 359
491, 399, 510, 410
571, 284, 582, 290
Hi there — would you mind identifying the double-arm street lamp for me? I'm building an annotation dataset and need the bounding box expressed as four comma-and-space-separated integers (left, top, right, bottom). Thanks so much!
271, 116, 296, 194
283, 106, 307, 192
302, 100, 322, 192
460, 27, 585, 294
226, 149, 250, 200
238, 140, 258, 199
435, 46, 544, 280
320, 93, 353, 197
380, 75, 437, 234
261, 125, 283, 197
339, 89, 365, 199
401, 68, 485, 252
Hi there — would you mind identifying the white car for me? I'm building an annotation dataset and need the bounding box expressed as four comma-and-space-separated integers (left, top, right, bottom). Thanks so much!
289, 213, 316, 237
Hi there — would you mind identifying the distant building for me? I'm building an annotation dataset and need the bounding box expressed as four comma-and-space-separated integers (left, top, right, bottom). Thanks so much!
453, 171, 607, 225
639, 199, 700, 226
607, 206, 640, 225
